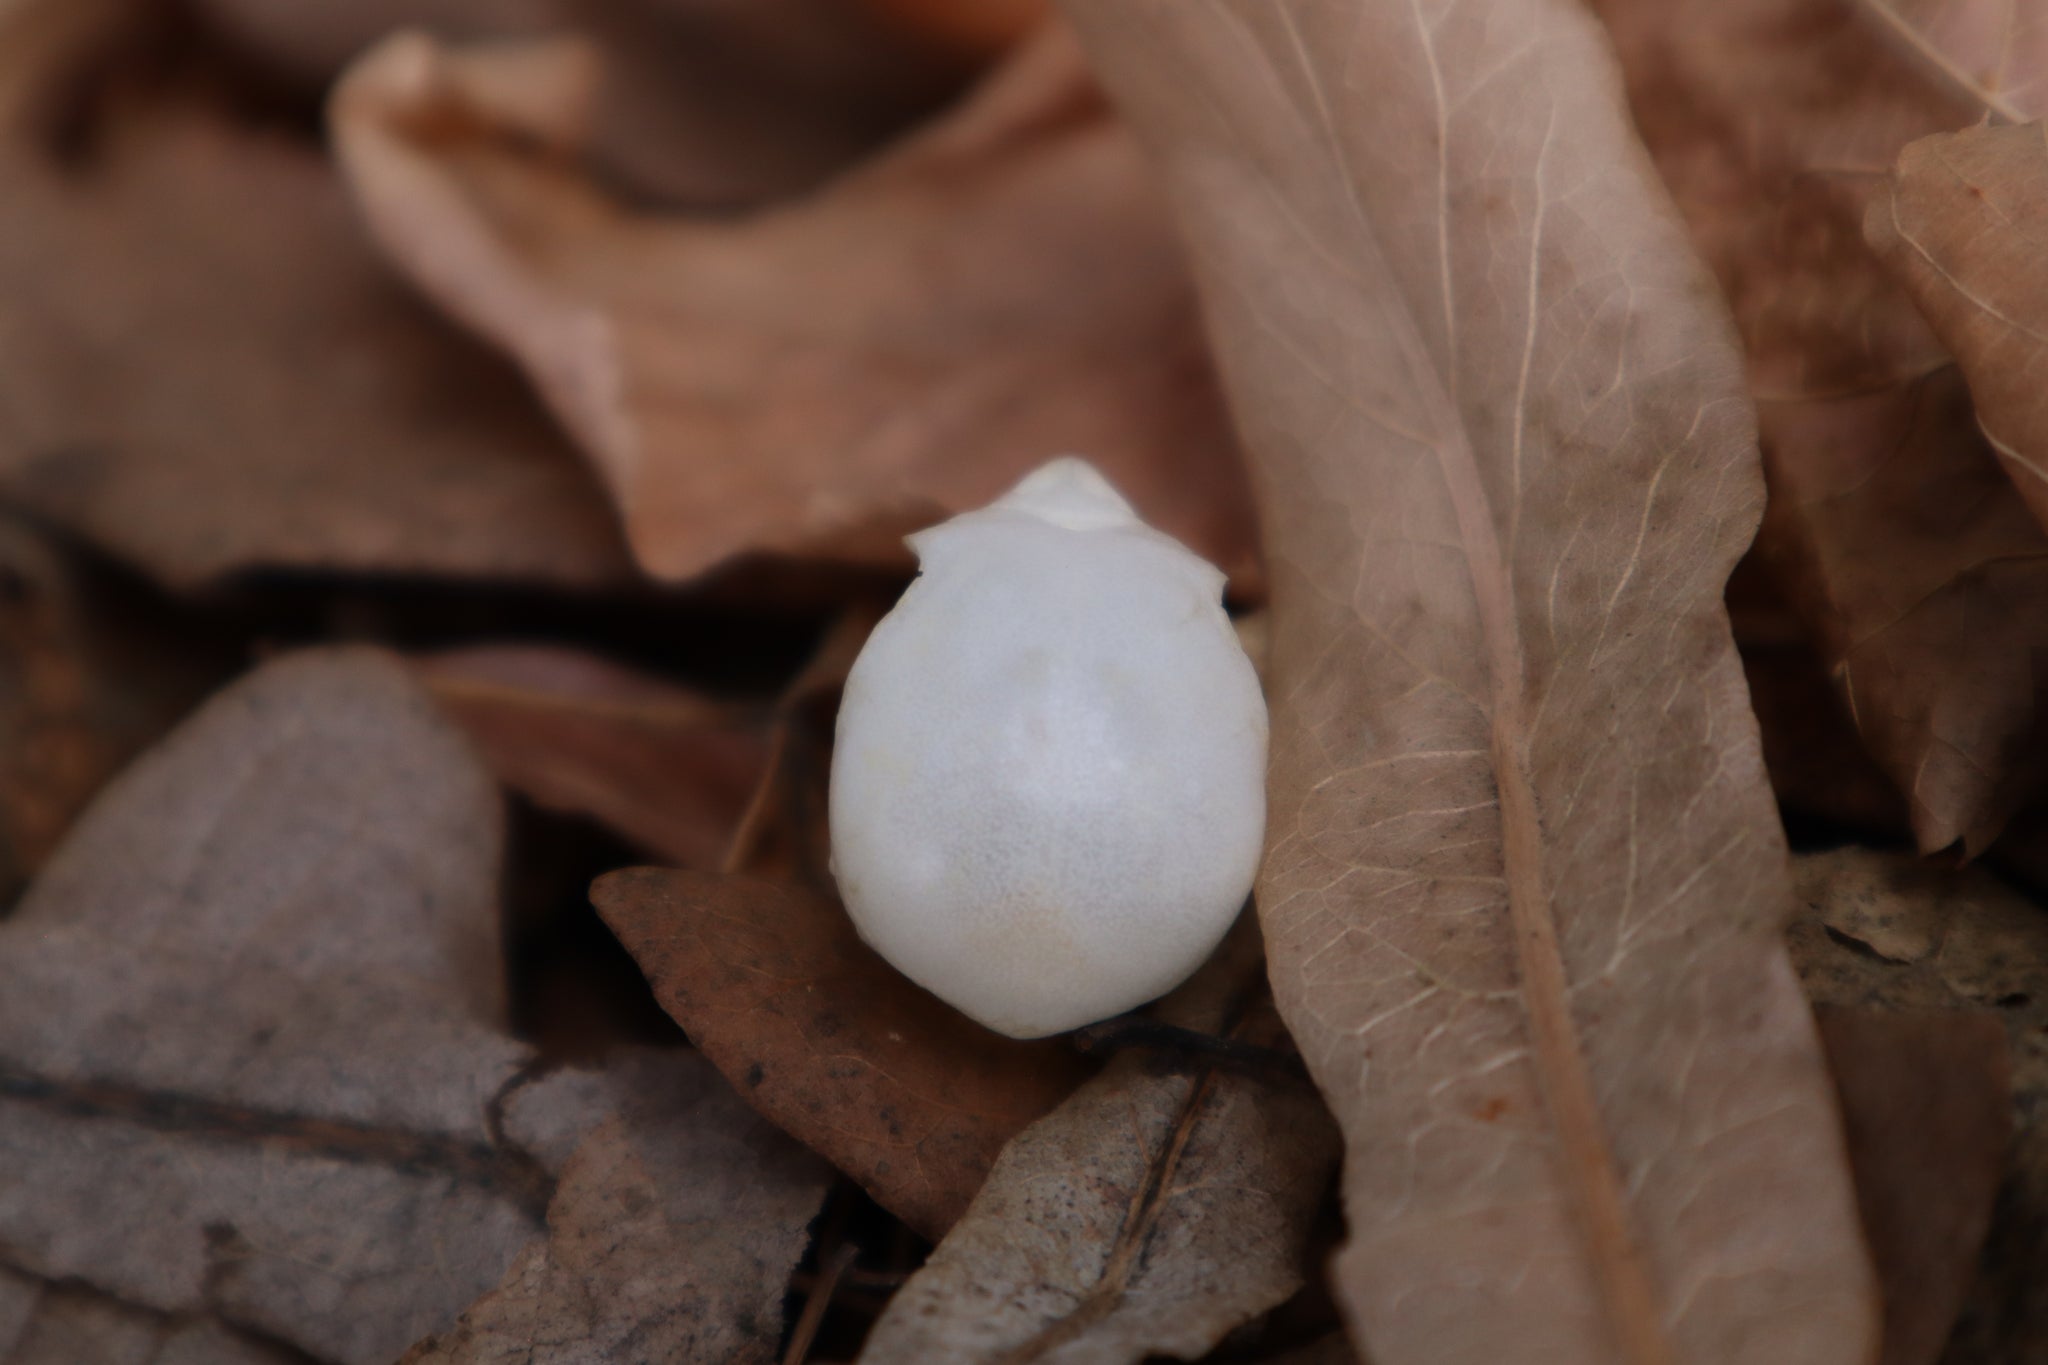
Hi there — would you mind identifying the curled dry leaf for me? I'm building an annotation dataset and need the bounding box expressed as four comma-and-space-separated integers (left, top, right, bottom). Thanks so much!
857, 921, 1340, 1365
1067, 1, 1876, 1362
196, 0, 967, 206
1788, 848, 2048, 1362
329, 24, 1261, 593
415, 644, 770, 869
0, 0, 632, 592
401, 1048, 832, 1365
1867, 120, 2048, 530
592, 867, 1085, 1239
1594, 0, 2048, 854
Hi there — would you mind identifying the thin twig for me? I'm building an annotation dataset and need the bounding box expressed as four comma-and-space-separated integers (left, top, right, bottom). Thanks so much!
782, 1242, 861, 1365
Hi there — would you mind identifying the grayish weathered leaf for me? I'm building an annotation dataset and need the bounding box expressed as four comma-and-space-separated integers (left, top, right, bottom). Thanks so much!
0, 650, 604, 1365
859, 925, 1339, 1365
402, 1048, 830, 1365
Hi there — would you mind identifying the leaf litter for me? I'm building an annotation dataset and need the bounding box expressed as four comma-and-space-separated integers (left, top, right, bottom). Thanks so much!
4, 0, 2048, 1361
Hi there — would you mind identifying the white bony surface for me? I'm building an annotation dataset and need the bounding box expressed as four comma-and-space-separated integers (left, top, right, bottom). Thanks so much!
829, 457, 1267, 1038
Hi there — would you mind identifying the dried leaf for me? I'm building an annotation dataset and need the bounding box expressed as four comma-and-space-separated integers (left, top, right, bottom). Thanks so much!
416, 644, 770, 868
1258, 1335, 1359, 1365
591, 867, 1085, 1238
1851, 0, 2048, 121
1787, 848, 2048, 1363
1593, 0, 2048, 853
856, 924, 1340, 1365
0, 513, 224, 899
329, 26, 1261, 592
857, 0, 1051, 59
0, 1271, 298, 1365
196, 0, 966, 206
1867, 121, 2048, 531
401, 1048, 831, 1365
1812, 1007, 2009, 1365
0, 648, 606, 1365
1739, 638, 1913, 839
0, 0, 633, 592
1067, 2, 1877, 1362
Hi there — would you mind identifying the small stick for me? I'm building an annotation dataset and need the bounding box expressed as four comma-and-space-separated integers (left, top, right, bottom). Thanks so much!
782, 1241, 861, 1365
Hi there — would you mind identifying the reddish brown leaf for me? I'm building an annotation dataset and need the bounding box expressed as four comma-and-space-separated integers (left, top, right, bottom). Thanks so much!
416, 644, 770, 869
1067, 2, 1877, 1362
0, 0, 632, 592
1814, 1007, 2009, 1365
328, 25, 1260, 594
1594, 0, 2048, 854
1867, 120, 2048, 532
591, 867, 1086, 1239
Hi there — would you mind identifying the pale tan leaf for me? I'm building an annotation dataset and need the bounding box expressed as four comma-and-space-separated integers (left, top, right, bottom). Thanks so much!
328, 25, 1260, 593
1866, 121, 2048, 534
1851, 0, 2048, 123
1595, 0, 2048, 853
1064, 2, 1877, 1363
856, 923, 1339, 1364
